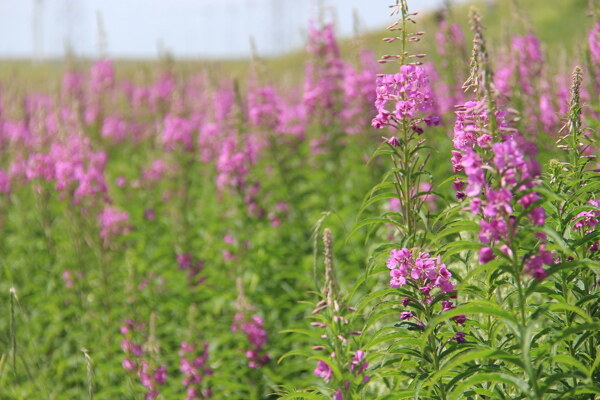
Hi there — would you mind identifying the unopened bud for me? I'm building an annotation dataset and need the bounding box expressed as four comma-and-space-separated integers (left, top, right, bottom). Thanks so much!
312, 304, 327, 314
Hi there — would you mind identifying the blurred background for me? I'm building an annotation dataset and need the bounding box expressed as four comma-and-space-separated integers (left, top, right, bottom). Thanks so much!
0, 0, 448, 60
0, 0, 589, 90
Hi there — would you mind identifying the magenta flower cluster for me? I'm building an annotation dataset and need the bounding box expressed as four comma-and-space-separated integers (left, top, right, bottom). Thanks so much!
176, 253, 206, 287
371, 65, 439, 130
231, 313, 269, 369
574, 197, 600, 253
139, 362, 168, 400
24, 135, 109, 203
435, 20, 465, 58
162, 114, 195, 152
215, 136, 258, 193
303, 22, 379, 135
0, 21, 381, 257
245, 83, 307, 140
340, 50, 380, 135
90, 59, 115, 93
268, 201, 289, 228
574, 198, 600, 233
451, 101, 511, 155
101, 116, 130, 142
350, 349, 370, 382
314, 360, 332, 383
511, 34, 543, 96
61, 269, 83, 288
303, 22, 345, 121
451, 101, 552, 279
589, 23, 600, 88
493, 34, 559, 133
386, 248, 454, 296
120, 319, 167, 400
590, 23, 600, 64
98, 206, 130, 242
248, 86, 282, 129
142, 158, 171, 183
179, 341, 213, 399
523, 245, 554, 281
314, 350, 370, 400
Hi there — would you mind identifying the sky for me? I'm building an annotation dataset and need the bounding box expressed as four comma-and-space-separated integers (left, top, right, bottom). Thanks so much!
0, 0, 445, 59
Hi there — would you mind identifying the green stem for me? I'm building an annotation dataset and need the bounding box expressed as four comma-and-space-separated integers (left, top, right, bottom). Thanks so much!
513, 266, 540, 399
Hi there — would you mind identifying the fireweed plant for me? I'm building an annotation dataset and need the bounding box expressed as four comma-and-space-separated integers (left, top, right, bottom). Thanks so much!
358, 1, 468, 398
279, 228, 371, 400
283, 2, 462, 399
286, 2, 599, 400
420, 10, 600, 400
1, 1, 599, 399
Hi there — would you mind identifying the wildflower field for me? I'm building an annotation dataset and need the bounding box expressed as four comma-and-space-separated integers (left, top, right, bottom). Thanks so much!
1, 0, 599, 399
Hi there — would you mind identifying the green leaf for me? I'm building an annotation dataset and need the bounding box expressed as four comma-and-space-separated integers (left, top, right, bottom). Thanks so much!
526, 259, 599, 296
280, 329, 324, 341
364, 307, 404, 331
448, 372, 530, 400
538, 226, 573, 254
373, 390, 416, 400
429, 348, 525, 387
547, 303, 593, 323
347, 217, 402, 241
433, 220, 480, 241
571, 386, 600, 396
551, 354, 590, 377
424, 300, 519, 340
564, 180, 600, 209
364, 334, 421, 351
356, 288, 398, 314
436, 240, 482, 258
278, 349, 312, 364
358, 192, 399, 216
394, 321, 425, 331
277, 390, 328, 400
550, 322, 600, 345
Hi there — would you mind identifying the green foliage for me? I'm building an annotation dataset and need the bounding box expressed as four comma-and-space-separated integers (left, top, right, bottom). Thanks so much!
1, 0, 599, 399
